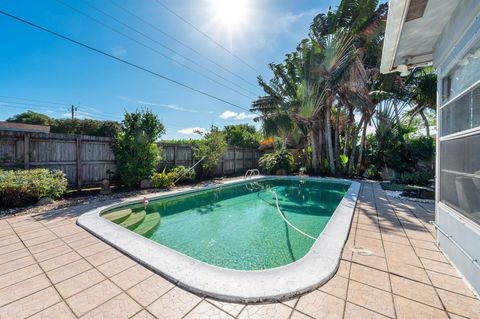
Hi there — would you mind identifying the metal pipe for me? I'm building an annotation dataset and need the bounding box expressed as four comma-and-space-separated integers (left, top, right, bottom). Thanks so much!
429, 221, 480, 271
174, 156, 206, 184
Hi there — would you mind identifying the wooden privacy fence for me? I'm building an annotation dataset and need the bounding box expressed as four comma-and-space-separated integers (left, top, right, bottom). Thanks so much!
0, 130, 261, 189
158, 144, 261, 176
0, 130, 115, 189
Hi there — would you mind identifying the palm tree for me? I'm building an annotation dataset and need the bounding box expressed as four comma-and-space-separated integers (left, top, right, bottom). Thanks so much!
404, 67, 437, 137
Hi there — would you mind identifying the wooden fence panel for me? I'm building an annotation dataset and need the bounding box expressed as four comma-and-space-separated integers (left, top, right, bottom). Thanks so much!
0, 131, 260, 189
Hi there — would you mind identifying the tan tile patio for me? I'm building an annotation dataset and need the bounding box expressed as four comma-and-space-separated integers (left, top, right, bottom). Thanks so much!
0, 181, 479, 318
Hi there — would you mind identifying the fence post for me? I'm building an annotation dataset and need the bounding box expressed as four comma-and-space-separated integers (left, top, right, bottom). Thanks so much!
242, 148, 246, 172
251, 149, 255, 169
221, 154, 225, 176
233, 147, 237, 174
23, 133, 30, 169
76, 138, 82, 190
173, 144, 177, 166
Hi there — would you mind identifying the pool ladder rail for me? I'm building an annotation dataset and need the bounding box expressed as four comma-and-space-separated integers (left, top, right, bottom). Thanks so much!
244, 169, 260, 179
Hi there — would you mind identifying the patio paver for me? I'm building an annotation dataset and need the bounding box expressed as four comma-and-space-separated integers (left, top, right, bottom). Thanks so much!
0, 180, 478, 318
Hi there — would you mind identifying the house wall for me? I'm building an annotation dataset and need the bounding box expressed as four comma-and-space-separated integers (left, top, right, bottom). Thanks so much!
434, 0, 480, 295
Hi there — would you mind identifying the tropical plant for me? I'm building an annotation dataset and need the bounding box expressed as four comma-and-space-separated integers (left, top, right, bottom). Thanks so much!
112, 109, 165, 186
151, 168, 175, 189
169, 165, 196, 183
193, 126, 227, 175
258, 139, 295, 175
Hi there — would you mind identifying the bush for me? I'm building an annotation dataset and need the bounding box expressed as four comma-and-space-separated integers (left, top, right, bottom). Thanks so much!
0, 169, 68, 209
169, 166, 196, 183
397, 171, 432, 186
151, 168, 175, 189
258, 140, 294, 175
113, 110, 165, 186
193, 126, 227, 175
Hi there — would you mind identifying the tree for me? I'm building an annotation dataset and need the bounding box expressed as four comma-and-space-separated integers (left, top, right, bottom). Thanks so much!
193, 126, 227, 175
6, 111, 121, 137
223, 124, 261, 148
51, 119, 121, 137
112, 109, 165, 186
6, 111, 52, 126
404, 67, 437, 137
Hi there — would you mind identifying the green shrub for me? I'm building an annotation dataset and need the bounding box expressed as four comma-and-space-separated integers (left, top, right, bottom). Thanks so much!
169, 166, 196, 183
0, 169, 68, 209
258, 140, 294, 175
397, 171, 432, 186
151, 168, 175, 189
113, 110, 165, 186
193, 126, 227, 175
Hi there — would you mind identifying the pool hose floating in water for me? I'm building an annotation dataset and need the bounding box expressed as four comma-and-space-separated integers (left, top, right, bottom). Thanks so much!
249, 181, 317, 241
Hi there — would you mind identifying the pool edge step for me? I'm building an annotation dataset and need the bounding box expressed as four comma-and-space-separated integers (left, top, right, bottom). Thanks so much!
120, 210, 146, 230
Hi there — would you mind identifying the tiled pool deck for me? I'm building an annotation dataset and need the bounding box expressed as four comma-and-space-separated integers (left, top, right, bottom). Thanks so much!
0, 181, 479, 318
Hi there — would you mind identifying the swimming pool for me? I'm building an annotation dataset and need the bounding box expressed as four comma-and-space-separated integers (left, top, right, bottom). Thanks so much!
78, 176, 360, 302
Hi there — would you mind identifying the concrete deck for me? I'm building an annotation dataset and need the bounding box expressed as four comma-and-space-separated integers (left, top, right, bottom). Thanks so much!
0, 181, 479, 318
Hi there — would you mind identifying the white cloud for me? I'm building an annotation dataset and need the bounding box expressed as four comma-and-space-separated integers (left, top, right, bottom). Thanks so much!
219, 110, 239, 119
177, 127, 206, 135
219, 110, 256, 120
236, 112, 256, 120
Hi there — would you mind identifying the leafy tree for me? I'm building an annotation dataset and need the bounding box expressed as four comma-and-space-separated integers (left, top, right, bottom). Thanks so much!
6, 111, 52, 126
51, 119, 121, 137
223, 124, 261, 148
193, 126, 227, 175
112, 109, 165, 186
6, 111, 121, 137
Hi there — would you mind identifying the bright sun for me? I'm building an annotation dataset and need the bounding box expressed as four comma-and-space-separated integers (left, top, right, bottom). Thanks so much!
209, 0, 249, 30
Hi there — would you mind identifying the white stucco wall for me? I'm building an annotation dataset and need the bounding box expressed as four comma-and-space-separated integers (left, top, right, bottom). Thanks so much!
434, 0, 480, 295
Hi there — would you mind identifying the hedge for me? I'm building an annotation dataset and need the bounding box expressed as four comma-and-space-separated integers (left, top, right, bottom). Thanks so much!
0, 169, 68, 209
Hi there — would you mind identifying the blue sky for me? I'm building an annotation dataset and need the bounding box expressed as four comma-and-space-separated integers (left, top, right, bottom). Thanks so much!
0, 0, 339, 139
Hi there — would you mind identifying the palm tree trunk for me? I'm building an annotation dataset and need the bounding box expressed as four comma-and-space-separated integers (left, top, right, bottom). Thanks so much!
335, 107, 340, 172
356, 117, 369, 175
310, 122, 320, 174
325, 105, 335, 175
348, 116, 365, 176
419, 110, 430, 137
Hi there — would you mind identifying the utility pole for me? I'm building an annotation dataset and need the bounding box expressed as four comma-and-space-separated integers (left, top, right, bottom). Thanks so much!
71, 105, 78, 119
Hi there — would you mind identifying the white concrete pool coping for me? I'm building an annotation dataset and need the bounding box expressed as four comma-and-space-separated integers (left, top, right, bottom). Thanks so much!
77, 176, 360, 303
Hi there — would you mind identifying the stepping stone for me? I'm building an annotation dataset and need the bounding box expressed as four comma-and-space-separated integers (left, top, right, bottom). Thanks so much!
120, 210, 146, 230
133, 213, 160, 237
103, 209, 132, 224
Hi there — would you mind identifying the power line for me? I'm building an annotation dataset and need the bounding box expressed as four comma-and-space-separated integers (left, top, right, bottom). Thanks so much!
153, 0, 262, 75
0, 9, 254, 113
56, 0, 255, 100
80, 0, 259, 95
0, 95, 122, 118
0, 100, 118, 120
108, 0, 260, 91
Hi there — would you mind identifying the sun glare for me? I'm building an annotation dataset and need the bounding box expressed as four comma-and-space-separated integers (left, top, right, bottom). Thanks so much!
209, 0, 249, 30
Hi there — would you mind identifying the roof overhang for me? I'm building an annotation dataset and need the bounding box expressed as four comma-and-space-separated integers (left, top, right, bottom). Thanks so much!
380, 0, 460, 74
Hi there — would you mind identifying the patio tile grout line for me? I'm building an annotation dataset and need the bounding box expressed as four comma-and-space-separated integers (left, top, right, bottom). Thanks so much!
381, 185, 452, 317
341, 181, 363, 319
4, 218, 79, 319
370, 181, 398, 319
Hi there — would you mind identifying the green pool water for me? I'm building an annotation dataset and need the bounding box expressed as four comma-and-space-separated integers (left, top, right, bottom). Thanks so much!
105, 178, 350, 270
